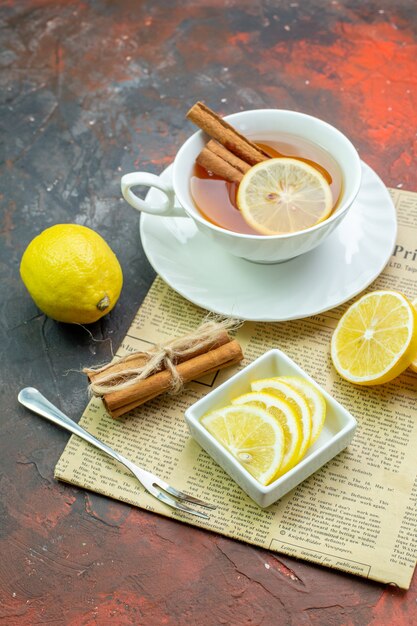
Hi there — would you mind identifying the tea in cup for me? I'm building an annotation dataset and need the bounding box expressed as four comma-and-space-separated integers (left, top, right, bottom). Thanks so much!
121, 107, 361, 263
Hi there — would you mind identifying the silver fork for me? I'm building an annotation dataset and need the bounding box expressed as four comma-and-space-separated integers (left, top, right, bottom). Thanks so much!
18, 387, 215, 520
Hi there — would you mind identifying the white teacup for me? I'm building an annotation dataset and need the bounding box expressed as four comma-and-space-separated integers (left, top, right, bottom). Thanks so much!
121, 109, 361, 263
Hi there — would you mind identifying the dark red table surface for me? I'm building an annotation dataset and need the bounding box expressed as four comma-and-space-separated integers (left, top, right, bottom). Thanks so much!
1, 1, 416, 624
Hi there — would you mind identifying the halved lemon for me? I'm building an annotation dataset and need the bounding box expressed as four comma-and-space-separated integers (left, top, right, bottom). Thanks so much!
237, 157, 333, 235
232, 391, 302, 477
200, 405, 285, 485
251, 378, 312, 460
278, 376, 326, 445
410, 297, 417, 373
331, 290, 417, 385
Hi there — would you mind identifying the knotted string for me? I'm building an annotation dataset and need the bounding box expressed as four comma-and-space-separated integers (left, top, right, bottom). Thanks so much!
83, 317, 241, 396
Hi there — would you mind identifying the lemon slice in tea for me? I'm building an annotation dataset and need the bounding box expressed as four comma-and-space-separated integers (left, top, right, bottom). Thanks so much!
237, 157, 333, 235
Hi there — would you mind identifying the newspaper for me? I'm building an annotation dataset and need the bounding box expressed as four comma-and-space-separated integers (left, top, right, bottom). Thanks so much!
55, 188, 417, 589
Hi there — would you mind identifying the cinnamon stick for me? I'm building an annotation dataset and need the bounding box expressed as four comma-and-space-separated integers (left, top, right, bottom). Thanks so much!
206, 140, 252, 175
109, 353, 243, 418
197, 146, 242, 183
102, 339, 243, 418
196, 140, 251, 183
197, 148, 241, 183
87, 352, 148, 385
87, 329, 231, 387
187, 101, 269, 166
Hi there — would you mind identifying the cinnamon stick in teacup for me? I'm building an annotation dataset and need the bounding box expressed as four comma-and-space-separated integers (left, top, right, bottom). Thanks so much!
197, 140, 251, 183
187, 101, 270, 166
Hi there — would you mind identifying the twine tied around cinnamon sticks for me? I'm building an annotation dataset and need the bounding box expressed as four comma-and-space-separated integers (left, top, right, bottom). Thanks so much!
83, 318, 244, 418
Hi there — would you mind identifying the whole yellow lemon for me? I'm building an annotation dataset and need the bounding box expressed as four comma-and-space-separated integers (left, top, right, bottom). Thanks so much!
20, 224, 123, 324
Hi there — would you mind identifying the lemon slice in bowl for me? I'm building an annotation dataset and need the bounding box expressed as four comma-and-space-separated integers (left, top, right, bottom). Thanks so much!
200, 405, 285, 485
250, 378, 312, 460
331, 290, 417, 385
231, 391, 302, 478
236, 157, 333, 235
278, 376, 326, 446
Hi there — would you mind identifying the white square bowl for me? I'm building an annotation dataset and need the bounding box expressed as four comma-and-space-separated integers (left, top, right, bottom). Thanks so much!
185, 349, 357, 508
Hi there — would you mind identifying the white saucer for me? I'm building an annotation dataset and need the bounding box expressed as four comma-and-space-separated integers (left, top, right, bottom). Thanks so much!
140, 162, 397, 321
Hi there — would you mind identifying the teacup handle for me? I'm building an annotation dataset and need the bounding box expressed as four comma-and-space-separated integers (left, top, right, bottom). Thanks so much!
121, 172, 186, 217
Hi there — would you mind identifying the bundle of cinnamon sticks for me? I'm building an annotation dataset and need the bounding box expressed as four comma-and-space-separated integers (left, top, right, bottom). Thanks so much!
187, 101, 270, 183
84, 320, 244, 418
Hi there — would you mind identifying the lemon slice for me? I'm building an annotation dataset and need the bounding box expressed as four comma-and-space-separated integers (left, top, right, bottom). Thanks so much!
232, 391, 302, 477
331, 290, 417, 385
251, 378, 312, 460
278, 376, 326, 445
410, 297, 417, 373
237, 157, 333, 235
200, 405, 285, 485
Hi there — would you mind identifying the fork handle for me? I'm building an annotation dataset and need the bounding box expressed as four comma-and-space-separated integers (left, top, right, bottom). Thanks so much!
18, 387, 129, 468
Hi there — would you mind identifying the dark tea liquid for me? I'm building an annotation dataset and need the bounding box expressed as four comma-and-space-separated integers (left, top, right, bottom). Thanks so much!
190, 134, 343, 235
